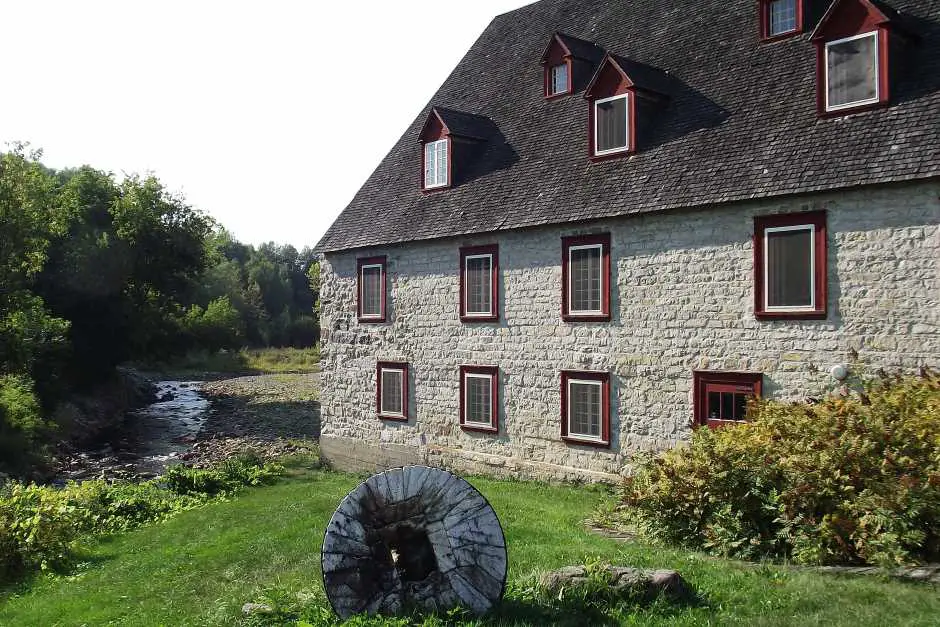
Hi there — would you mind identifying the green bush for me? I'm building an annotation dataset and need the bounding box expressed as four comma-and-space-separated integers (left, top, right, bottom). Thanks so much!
0, 482, 75, 578
0, 374, 52, 475
162, 454, 284, 496
0, 453, 286, 582
618, 371, 940, 566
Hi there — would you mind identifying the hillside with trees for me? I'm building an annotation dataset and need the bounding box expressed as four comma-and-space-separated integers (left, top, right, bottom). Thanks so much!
0, 145, 320, 476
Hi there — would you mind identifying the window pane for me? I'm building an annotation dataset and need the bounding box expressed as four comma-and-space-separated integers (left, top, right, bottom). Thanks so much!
361, 266, 382, 316
769, 0, 797, 36
465, 375, 492, 424
381, 370, 402, 415
570, 246, 601, 313
424, 140, 447, 187
708, 392, 721, 420
828, 35, 877, 108
551, 64, 568, 94
465, 256, 492, 315
767, 228, 813, 308
569, 381, 601, 438
596, 96, 627, 152
733, 393, 748, 421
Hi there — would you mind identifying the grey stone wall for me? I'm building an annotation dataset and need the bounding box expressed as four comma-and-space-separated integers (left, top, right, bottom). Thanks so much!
318, 181, 940, 482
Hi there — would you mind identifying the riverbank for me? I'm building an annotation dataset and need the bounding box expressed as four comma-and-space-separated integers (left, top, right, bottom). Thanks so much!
53, 372, 320, 483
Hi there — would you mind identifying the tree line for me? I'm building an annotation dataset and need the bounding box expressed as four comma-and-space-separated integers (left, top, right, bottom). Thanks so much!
0, 145, 320, 473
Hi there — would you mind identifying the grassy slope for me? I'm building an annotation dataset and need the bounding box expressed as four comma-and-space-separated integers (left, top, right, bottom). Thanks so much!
1, 472, 938, 626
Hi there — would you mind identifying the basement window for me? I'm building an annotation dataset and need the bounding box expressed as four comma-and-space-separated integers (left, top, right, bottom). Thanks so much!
561, 370, 610, 447
358, 256, 387, 323
825, 32, 879, 111
754, 211, 827, 319
693, 371, 763, 429
460, 365, 499, 433
377, 361, 409, 421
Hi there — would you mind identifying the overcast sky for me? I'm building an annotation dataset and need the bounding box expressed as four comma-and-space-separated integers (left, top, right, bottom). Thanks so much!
1, 0, 532, 249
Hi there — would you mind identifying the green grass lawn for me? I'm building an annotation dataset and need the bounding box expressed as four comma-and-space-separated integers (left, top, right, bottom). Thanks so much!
1, 469, 938, 626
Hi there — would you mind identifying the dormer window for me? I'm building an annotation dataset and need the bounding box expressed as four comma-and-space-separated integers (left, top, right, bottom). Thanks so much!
541, 33, 604, 99
583, 53, 669, 159
424, 139, 449, 189
594, 94, 629, 155
825, 32, 879, 111
548, 63, 569, 96
811, 0, 901, 115
418, 107, 494, 191
761, 0, 802, 39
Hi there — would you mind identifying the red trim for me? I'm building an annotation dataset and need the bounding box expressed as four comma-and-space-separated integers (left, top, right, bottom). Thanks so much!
357, 255, 387, 323
459, 244, 499, 322
561, 370, 611, 447
545, 59, 573, 99
459, 365, 499, 434
561, 233, 611, 322
759, 0, 804, 42
693, 371, 762, 429
753, 211, 827, 320
377, 361, 409, 422
815, 28, 890, 116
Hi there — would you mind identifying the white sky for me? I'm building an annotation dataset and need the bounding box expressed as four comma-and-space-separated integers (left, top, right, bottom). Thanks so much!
0, 0, 532, 249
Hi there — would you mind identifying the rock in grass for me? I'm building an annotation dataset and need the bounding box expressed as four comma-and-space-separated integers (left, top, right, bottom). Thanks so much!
540, 565, 691, 602
241, 602, 273, 615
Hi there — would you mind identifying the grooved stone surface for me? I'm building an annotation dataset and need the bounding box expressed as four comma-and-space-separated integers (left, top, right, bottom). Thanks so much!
318, 182, 940, 482
321, 466, 507, 618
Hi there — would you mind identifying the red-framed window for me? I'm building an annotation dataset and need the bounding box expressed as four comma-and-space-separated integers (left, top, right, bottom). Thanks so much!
561, 233, 611, 322
377, 361, 409, 421
693, 371, 762, 429
545, 61, 572, 98
459, 365, 499, 433
561, 370, 611, 447
754, 211, 827, 319
760, 0, 803, 41
357, 256, 387, 323
459, 244, 499, 322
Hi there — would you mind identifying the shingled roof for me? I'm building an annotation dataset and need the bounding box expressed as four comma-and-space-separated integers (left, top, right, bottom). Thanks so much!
316, 0, 940, 253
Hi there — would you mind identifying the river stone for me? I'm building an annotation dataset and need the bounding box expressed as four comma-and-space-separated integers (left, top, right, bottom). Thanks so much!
321, 466, 507, 619
540, 565, 691, 602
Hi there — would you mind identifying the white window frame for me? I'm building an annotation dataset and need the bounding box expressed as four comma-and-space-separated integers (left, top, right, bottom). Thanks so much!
763, 223, 816, 312
424, 138, 449, 189
463, 253, 494, 318
768, 0, 798, 37
359, 263, 384, 320
824, 31, 880, 113
549, 63, 568, 96
567, 243, 604, 316
379, 367, 405, 418
463, 371, 495, 427
566, 378, 605, 444
593, 93, 630, 156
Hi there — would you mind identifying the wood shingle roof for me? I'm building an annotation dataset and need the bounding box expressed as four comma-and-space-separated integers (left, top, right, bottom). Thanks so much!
316, 0, 940, 253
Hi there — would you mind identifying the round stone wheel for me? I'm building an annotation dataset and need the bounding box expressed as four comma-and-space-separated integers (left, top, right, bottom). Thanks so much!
321, 466, 508, 618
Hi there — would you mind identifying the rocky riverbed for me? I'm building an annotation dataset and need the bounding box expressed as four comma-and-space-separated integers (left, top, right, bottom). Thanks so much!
55, 372, 320, 483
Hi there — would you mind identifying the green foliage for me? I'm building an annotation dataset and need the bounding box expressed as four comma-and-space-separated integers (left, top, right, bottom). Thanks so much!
162, 454, 284, 497
182, 296, 245, 352
617, 371, 940, 566
0, 375, 53, 475
0, 454, 285, 583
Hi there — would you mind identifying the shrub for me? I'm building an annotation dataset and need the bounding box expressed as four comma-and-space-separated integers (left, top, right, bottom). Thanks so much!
618, 371, 940, 566
163, 453, 284, 497
0, 374, 52, 475
0, 482, 76, 578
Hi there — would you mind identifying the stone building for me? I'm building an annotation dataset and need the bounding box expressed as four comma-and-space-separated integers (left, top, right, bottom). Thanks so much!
314, 0, 940, 482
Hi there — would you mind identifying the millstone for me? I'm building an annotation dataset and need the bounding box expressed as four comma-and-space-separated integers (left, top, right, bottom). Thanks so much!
321, 466, 508, 618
